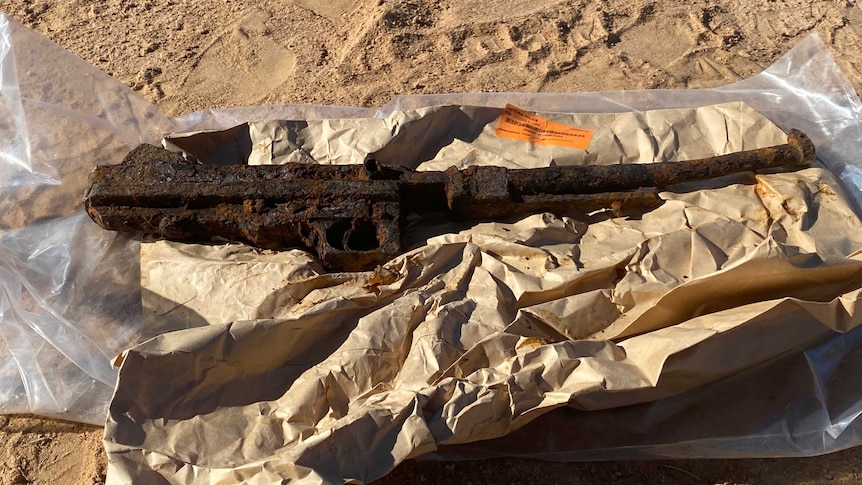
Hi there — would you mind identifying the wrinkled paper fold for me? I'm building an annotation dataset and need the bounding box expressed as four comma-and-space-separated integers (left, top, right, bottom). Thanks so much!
106, 102, 862, 484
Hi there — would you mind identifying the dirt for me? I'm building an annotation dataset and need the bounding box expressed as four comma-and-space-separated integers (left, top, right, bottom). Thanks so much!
1, 0, 862, 483
0, 416, 104, 484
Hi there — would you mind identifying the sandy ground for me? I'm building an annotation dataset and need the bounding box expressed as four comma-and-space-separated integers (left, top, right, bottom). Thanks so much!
2, 0, 862, 483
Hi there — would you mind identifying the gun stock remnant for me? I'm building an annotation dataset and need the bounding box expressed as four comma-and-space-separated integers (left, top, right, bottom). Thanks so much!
84, 129, 814, 271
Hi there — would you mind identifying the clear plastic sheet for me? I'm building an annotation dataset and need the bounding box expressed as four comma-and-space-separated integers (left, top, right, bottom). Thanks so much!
0, 14, 172, 424
1, 12, 862, 463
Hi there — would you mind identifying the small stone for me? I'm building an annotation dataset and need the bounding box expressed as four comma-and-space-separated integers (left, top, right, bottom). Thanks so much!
140, 42, 160, 55
137, 66, 162, 84
88, 5, 105, 18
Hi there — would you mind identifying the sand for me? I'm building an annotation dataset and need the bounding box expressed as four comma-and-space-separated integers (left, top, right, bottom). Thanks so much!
1, 0, 862, 483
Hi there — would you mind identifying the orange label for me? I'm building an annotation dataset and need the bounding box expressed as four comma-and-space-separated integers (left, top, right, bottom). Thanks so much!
494, 104, 594, 150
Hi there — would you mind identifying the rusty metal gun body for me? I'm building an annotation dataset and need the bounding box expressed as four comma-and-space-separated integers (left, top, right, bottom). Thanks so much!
84, 130, 814, 271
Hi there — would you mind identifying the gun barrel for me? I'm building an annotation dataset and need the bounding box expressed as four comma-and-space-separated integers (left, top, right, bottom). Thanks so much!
506, 129, 814, 196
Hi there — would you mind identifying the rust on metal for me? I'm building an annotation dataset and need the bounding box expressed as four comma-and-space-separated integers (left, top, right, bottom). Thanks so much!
83, 130, 815, 271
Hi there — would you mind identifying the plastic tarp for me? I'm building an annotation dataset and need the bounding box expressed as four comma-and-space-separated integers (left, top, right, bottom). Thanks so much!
2, 11, 862, 480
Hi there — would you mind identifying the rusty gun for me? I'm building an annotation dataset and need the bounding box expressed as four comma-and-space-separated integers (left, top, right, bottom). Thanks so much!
84, 130, 814, 271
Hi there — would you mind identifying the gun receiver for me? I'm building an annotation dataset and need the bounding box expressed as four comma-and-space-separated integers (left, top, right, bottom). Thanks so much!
84, 129, 814, 271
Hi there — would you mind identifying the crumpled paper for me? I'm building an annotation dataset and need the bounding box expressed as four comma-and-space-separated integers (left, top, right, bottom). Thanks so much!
104, 101, 862, 484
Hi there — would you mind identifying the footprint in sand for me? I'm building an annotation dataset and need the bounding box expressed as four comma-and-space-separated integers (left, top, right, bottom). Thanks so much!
445, 0, 561, 25
182, 10, 296, 106
293, 0, 359, 21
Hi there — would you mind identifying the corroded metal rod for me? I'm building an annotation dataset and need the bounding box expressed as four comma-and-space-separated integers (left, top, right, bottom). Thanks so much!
505, 129, 814, 196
